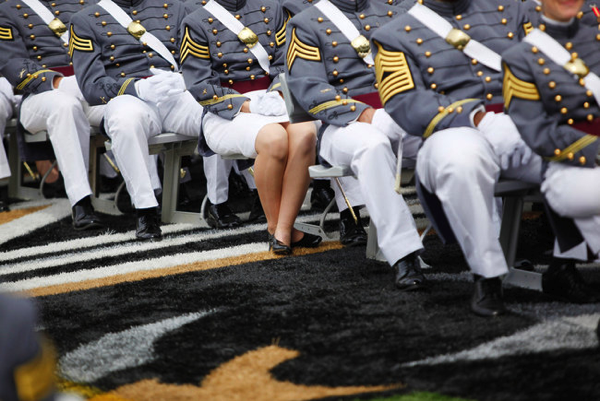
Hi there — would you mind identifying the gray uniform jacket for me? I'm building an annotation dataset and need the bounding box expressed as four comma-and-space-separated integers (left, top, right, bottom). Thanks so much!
286, 0, 412, 127
0, 0, 96, 95
502, 20, 600, 169
370, 0, 531, 138
70, 0, 187, 106
179, 0, 287, 120
280, 0, 316, 17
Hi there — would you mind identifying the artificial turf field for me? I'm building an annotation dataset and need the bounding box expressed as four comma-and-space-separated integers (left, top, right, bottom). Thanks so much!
1, 179, 599, 401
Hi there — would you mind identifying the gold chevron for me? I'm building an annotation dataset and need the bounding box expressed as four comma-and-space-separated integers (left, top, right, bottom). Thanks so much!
68, 25, 93, 57
180, 26, 210, 63
118, 78, 135, 96
308, 98, 363, 115
374, 42, 415, 105
275, 15, 287, 47
286, 28, 321, 70
503, 64, 540, 108
547, 134, 598, 162
199, 94, 246, 106
0, 26, 13, 40
523, 21, 533, 36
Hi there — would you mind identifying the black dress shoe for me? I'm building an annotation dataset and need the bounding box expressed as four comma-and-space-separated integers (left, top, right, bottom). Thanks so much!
268, 233, 292, 255
310, 185, 335, 211
542, 259, 600, 304
291, 231, 323, 248
471, 275, 507, 317
206, 201, 242, 229
339, 208, 367, 247
247, 190, 267, 224
136, 208, 162, 241
72, 198, 103, 231
393, 252, 426, 291
0, 200, 9, 212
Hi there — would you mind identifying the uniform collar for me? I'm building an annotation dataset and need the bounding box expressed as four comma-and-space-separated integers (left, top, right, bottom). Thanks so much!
113, 0, 145, 7
215, 0, 247, 11
541, 15, 580, 39
424, 0, 471, 17
329, 0, 369, 13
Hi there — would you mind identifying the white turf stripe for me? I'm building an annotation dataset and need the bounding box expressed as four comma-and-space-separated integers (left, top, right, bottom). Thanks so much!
0, 242, 271, 292
0, 200, 71, 245
60, 310, 216, 382
0, 211, 331, 262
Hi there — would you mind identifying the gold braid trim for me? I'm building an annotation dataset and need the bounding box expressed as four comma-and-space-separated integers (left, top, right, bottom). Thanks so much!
68, 25, 93, 57
309, 99, 363, 114
199, 94, 246, 106
286, 28, 321, 70
503, 64, 539, 108
180, 26, 210, 63
374, 41, 415, 105
423, 99, 479, 138
0, 25, 13, 40
547, 134, 597, 162
118, 78, 135, 96
16, 69, 54, 90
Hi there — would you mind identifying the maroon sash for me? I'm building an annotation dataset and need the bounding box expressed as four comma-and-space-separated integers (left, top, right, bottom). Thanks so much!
352, 92, 382, 109
485, 103, 503, 114
50, 65, 74, 77
220, 76, 271, 93
573, 118, 600, 137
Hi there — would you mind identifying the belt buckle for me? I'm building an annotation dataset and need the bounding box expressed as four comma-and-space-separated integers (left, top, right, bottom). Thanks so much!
238, 27, 259, 48
445, 28, 470, 51
351, 35, 371, 59
564, 57, 589, 78
127, 21, 146, 40
48, 17, 67, 37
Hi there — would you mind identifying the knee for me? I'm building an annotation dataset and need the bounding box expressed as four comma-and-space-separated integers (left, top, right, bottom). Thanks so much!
51, 94, 83, 117
289, 123, 317, 154
105, 97, 149, 132
258, 124, 288, 161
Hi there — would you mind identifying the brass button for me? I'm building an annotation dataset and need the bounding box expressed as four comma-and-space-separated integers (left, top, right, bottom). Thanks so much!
23, 13, 29, 18
28, 23, 33, 28
463, 24, 470, 30
359, 14, 365, 19
235, 15, 241, 19
587, 90, 593, 97
227, 104, 233, 109
538, 58, 545, 65
30, 34, 35, 39
501, 18, 507, 24
579, 156, 586, 165
342, 100, 348, 105
587, 114, 594, 121
404, 25, 411, 32
425, 51, 431, 57
55, 10, 60, 15
335, 95, 341, 101
332, 41, 338, 47
250, 75, 255, 80
485, 76, 491, 82
554, 95, 562, 102
163, 13, 168, 19
567, 152, 574, 160
120, 72, 125, 77
565, 42, 573, 50
567, 119, 574, 125
549, 81, 556, 89
208, 18, 213, 23
342, 87, 348, 93
486, 93, 493, 100
170, 38, 175, 43
212, 29, 218, 34
217, 52, 223, 58
498, 5, 504, 11
163, 3, 168, 8
263, 17, 269, 23
269, 42, 274, 47
243, 48, 248, 53
41, 76, 46, 82
132, 10, 137, 15
560, 107, 568, 114
224, 69, 229, 74
110, 56, 115, 61
477, 71, 483, 77
427, 67, 434, 74
102, 21, 107, 26
507, 32, 514, 39
326, 29, 332, 35
388, 11, 393, 17
438, 106, 445, 113
166, 25, 171, 31
584, 102, 590, 109
94, 12, 100, 17
456, 15, 462, 20
261, 6, 266, 12
318, 17, 323, 23
365, 25, 371, 31
107, 32, 112, 37
267, 30, 272, 36
543, 68, 550, 75
333, 56, 339, 62
247, 58, 253, 64
531, 46, 538, 53
554, 149, 561, 155
350, 105, 356, 111
430, 83, 437, 89
110, 44, 115, 49
332, 70, 338, 77
216, 41, 221, 47
416, 38, 423, 45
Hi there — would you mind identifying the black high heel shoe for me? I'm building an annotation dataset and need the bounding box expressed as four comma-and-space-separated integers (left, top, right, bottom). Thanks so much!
268, 233, 292, 255
291, 231, 323, 248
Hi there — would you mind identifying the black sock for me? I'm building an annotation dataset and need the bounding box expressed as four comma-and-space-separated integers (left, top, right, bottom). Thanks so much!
136, 206, 158, 217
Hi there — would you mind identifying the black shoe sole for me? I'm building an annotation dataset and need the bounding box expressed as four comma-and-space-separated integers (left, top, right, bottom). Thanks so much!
395, 282, 426, 292
73, 222, 104, 231
206, 216, 242, 229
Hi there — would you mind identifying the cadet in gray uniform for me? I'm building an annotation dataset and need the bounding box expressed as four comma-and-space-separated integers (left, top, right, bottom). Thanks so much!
503, 0, 600, 303
286, 0, 426, 289
372, 0, 543, 315
0, 0, 105, 230
0, 294, 56, 401
70, 0, 206, 240
0, 77, 14, 211
180, 0, 320, 253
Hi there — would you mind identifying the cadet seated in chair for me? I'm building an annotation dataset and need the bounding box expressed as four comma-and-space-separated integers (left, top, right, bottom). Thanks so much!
180, 0, 321, 254
502, 0, 600, 303
0, 0, 105, 230
286, 0, 426, 287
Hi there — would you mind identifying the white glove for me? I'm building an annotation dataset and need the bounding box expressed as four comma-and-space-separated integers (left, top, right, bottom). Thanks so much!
249, 91, 286, 116
135, 69, 185, 104
477, 112, 533, 170
55, 76, 85, 101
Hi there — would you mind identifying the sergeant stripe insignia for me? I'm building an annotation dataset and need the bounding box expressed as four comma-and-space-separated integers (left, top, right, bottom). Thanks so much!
0, 26, 13, 40
374, 42, 415, 105
275, 16, 287, 46
180, 26, 210, 63
502, 64, 540, 108
523, 21, 533, 36
68, 25, 93, 57
287, 28, 321, 70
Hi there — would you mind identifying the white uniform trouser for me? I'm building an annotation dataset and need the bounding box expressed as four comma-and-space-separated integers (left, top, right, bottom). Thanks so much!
320, 109, 423, 265
0, 78, 13, 179
20, 89, 104, 206
104, 91, 205, 209
543, 162, 600, 259
330, 109, 422, 212
416, 126, 543, 278
205, 154, 233, 205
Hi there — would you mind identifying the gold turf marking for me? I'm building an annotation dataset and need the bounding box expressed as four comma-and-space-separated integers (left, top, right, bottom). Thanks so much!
0, 205, 51, 225
88, 345, 402, 401
27, 242, 344, 297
